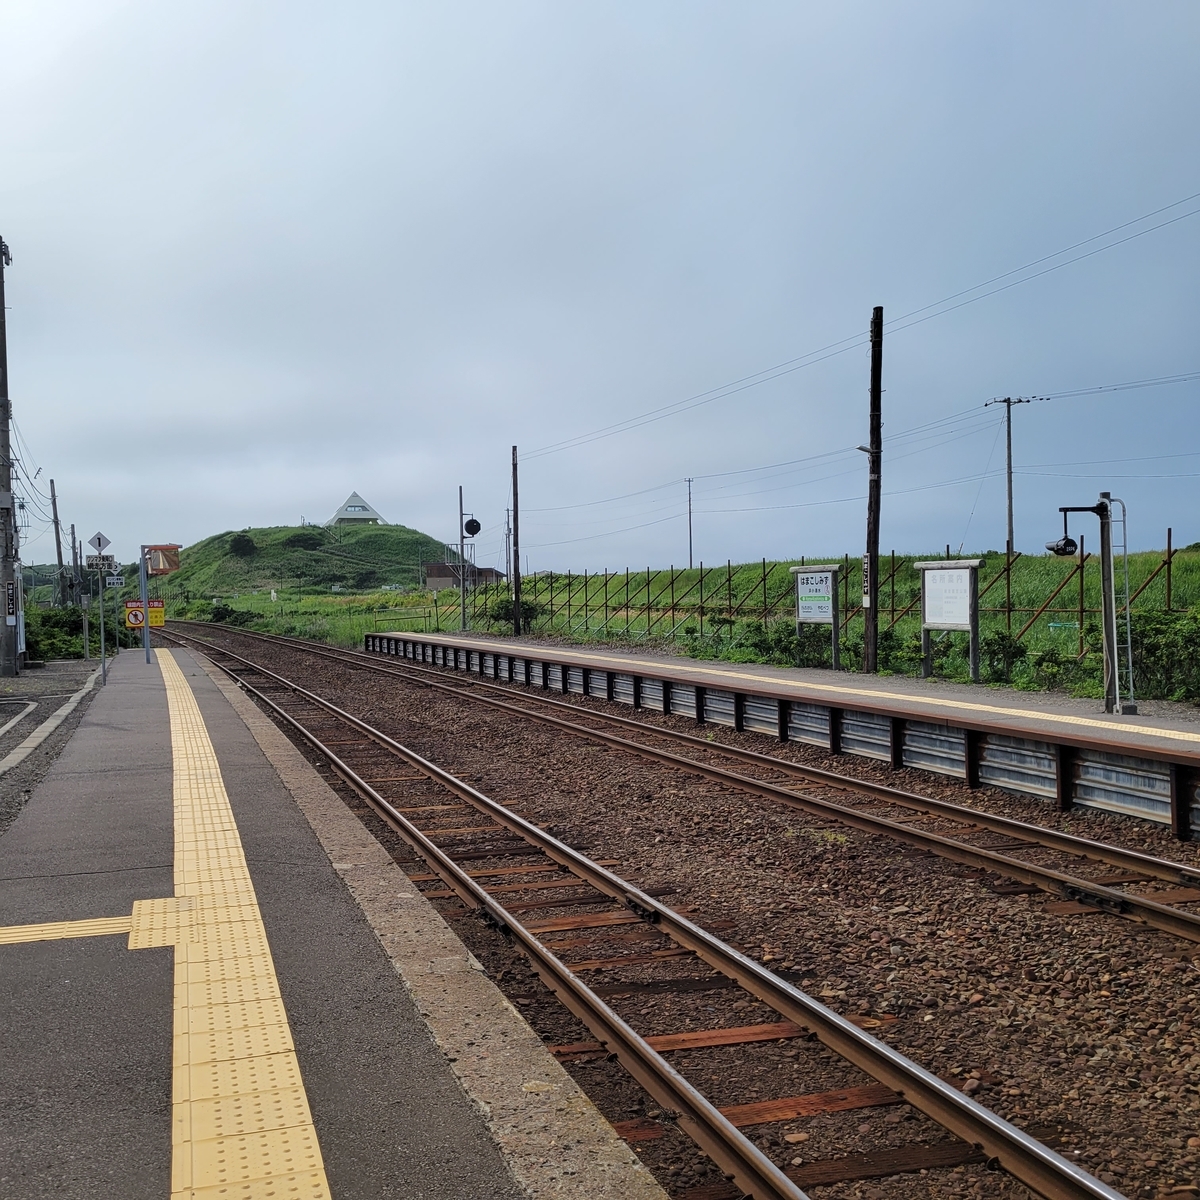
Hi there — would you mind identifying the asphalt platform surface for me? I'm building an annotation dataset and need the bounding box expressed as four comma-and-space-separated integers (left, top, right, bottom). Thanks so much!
0, 648, 523, 1200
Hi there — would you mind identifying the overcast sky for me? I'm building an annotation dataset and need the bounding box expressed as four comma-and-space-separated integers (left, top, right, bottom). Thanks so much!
2, 2, 1197, 573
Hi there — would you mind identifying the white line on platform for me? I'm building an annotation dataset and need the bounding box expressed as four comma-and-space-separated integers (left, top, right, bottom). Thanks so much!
0, 667, 102, 777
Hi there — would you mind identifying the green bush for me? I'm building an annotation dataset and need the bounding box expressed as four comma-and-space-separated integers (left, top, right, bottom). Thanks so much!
1129, 609, 1200, 702
981, 630, 1027, 683
228, 533, 258, 558
24, 605, 118, 660
486, 596, 547, 626
211, 603, 258, 627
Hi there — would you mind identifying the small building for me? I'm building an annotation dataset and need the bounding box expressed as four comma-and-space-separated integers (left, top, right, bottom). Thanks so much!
424, 563, 506, 592
325, 492, 387, 526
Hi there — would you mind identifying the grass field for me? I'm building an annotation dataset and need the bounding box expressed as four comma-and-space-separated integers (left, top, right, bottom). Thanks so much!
159, 539, 1200, 698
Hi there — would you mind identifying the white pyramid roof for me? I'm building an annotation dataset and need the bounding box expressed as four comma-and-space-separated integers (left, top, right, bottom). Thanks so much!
325, 491, 387, 526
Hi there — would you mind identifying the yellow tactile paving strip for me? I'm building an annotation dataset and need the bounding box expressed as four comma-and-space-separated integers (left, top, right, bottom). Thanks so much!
0, 915, 134, 944
158, 649, 331, 1200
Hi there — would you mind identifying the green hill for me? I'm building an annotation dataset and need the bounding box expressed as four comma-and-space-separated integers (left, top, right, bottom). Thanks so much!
166, 523, 447, 595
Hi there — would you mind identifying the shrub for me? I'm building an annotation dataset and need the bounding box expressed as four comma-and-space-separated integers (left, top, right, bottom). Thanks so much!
1128, 609, 1200, 702
486, 596, 547, 626
228, 533, 257, 558
981, 630, 1027, 683
211, 603, 257, 627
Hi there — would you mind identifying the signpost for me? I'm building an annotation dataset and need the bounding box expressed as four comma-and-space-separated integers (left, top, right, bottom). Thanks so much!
137, 544, 180, 662
790, 564, 841, 671
88, 532, 112, 685
914, 559, 983, 682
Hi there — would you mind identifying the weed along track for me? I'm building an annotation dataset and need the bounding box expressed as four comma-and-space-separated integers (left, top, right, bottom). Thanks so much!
163, 624, 1200, 1198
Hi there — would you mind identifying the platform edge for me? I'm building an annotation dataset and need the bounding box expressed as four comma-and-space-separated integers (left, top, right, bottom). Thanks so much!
190, 650, 669, 1200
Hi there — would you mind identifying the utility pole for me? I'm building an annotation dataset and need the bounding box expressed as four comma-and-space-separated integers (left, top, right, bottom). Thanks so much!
984, 396, 1031, 556
70, 525, 79, 606
50, 479, 65, 607
458, 486, 467, 632
511, 445, 522, 637
862, 305, 883, 673
0, 237, 17, 675
686, 477, 694, 570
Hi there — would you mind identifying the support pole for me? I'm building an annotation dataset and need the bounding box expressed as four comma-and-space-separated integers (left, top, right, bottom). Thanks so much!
511, 445, 522, 636
50, 479, 65, 608
458, 486, 466, 632
139, 545, 151, 663
0, 237, 17, 676
98, 571, 107, 685
1097, 498, 1118, 714
863, 305, 883, 673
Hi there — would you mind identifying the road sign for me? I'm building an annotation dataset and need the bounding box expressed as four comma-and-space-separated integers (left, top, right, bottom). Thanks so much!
85, 554, 117, 571
106, 576, 125, 587
88, 531, 111, 553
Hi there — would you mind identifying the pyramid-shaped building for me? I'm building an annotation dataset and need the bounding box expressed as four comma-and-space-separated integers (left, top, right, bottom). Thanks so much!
324, 492, 387, 526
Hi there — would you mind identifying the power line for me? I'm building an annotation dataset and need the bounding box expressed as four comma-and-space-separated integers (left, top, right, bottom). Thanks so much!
525, 190, 1200, 460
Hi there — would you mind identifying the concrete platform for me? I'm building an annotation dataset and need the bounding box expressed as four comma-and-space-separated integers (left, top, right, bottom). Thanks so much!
416, 631, 1200, 762
0, 648, 659, 1200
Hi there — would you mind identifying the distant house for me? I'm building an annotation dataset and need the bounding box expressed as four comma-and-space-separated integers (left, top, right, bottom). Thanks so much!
325, 492, 387, 526
424, 563, 506, 592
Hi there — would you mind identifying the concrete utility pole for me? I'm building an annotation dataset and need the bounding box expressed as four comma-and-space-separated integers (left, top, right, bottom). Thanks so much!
862, 305, 883, 673
511, 445, 522, 637
0, 237, 17, 675
50, 479, 65, 607
686, 478, 694, 570
69, 525, 79, 606
504, 509, 512, 596
984, 396, 1031, 556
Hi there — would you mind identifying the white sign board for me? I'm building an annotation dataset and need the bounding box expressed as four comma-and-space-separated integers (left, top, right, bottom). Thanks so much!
106, 575, 125, 587
794, 571, 835, 624
923, 568, 971, 629
85, 554, 117, 571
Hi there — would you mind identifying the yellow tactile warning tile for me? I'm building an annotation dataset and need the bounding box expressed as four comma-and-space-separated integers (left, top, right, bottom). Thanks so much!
0, 914, 134, 944
157, 650, 330, 1200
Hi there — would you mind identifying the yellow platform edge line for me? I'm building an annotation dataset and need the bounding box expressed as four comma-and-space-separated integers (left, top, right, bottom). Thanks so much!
157, 648, 331, 1199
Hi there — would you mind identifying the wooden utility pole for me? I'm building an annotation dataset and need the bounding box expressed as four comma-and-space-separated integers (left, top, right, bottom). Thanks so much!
862, 305, 883, 673
511, 445, 522, 636
50, 479, 65, 607
0, 237, 16, 674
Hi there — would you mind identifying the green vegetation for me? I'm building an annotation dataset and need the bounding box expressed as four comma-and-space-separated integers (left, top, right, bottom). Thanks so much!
160, 523, 448, 595
24, 606, 118, 661
46, 528, 1195, 702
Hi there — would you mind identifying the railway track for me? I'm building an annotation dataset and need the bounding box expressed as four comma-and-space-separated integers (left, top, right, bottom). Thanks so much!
170, 622, 1200, 948
161, 625, 1125, 1200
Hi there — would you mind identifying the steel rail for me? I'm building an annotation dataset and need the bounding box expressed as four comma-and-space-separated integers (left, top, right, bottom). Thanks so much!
174, 622, 1200, 888
168, 631, 1122, 1200
177, 640, 808, 1200
169, 625, 1200, 944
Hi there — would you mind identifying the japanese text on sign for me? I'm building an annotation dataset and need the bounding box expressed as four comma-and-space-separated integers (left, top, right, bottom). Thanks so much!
795, 571, 834, 625
923, 569, 971, 629
125, 599, 165, 628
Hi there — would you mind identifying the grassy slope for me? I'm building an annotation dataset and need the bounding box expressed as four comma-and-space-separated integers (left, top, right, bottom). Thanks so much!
164, 523, 448, 595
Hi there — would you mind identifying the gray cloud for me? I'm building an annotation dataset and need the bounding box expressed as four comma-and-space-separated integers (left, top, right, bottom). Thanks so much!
1, 1, 1197, 572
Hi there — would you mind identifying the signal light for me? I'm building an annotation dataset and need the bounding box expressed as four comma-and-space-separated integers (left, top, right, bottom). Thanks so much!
1046, 535, 1078, 557
464, 518, 481, 537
